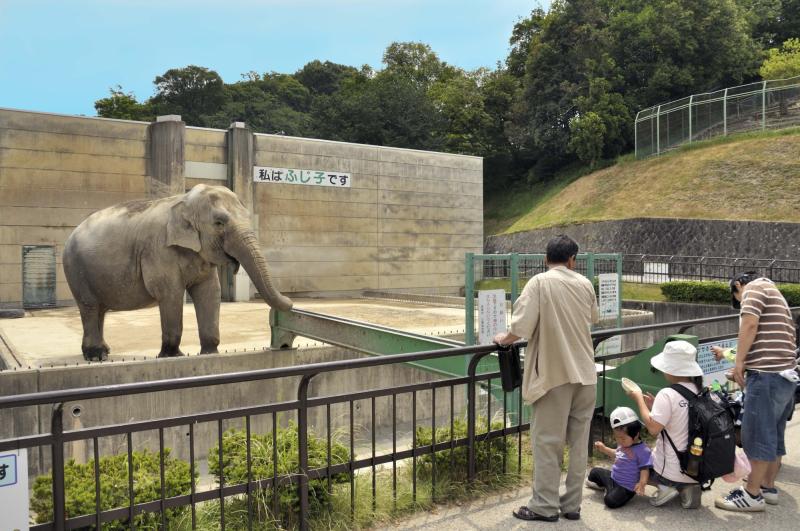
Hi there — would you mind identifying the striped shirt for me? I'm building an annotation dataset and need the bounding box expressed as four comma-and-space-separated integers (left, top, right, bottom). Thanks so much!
740, 278, 797, 372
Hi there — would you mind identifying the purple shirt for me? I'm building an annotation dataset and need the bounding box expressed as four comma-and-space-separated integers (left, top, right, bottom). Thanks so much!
611, 442, 653, 491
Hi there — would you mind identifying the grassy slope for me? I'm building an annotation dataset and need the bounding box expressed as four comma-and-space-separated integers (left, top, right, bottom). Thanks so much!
487, 128, 800, 235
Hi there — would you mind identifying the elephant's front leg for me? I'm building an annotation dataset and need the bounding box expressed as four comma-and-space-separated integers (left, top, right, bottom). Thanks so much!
157, 293, 186, 357
188, 273, 221, 354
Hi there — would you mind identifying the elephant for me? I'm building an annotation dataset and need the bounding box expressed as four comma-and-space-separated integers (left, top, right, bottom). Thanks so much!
63, 184, 293, 361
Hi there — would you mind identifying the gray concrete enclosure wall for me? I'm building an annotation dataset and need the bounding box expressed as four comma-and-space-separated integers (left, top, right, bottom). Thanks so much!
0, 108, 483, 307
485, 217, 800, 260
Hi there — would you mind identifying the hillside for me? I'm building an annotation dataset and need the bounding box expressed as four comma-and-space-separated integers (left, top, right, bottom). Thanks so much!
486, 128, 800, 236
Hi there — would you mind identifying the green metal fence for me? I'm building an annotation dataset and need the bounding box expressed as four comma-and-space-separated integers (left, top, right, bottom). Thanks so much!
635, 75, 800, 158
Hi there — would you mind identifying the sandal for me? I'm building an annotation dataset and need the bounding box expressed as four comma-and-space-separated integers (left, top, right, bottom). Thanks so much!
512, 506, 559, 522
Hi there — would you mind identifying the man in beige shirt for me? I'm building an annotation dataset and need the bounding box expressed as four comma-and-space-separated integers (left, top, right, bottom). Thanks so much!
495, 235, 598, 522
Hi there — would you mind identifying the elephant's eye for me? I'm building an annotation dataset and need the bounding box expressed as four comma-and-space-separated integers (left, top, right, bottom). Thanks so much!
214, 219, 225, 227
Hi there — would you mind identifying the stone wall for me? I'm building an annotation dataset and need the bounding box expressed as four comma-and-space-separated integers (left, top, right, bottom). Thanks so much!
485, 218, 800, 260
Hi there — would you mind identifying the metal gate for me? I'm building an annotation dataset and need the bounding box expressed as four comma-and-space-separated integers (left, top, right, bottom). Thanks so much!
22, 245, 56, 308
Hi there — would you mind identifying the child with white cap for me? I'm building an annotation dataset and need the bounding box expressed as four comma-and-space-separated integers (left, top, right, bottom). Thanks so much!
625, 339, 704, 508
586, 406, 652, 509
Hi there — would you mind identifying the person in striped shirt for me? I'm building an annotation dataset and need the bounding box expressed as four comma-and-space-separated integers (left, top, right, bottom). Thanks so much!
712, 272, 797, 512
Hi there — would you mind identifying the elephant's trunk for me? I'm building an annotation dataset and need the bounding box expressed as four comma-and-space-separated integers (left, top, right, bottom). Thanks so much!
225, 224, 293, 311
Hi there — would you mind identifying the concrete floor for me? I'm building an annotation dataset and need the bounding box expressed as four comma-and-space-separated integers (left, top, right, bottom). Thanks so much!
385, 417, 800, 531
0, 298, 467, 367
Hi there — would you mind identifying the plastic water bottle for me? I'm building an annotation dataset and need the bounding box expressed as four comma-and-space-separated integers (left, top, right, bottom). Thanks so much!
686, 437, 703, 477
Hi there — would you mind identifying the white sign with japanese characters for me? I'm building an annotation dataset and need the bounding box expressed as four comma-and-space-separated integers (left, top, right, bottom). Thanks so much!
253, 166, 351, 187
0, 449, 29, 531
478, 289, 507, 345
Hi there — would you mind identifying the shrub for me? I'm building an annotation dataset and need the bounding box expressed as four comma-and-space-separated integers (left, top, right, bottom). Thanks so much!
31, 449, 193, 529
661, 280, 800, 306
207, 422, 350, 528
415, 416, 517, 484
659, 281, 730, 304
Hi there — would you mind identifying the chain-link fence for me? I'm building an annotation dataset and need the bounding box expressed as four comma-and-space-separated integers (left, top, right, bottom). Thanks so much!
621, 255, 800, 284
635, 75, 800, 158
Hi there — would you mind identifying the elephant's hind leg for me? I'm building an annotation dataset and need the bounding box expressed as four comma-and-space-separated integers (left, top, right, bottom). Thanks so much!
157, 294, 185, 358
78, 302, 109, 361
189, 274, 221, 354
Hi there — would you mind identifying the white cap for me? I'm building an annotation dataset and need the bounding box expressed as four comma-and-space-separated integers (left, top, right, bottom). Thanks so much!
610, 406, 640, 428
651, 340, 703, 377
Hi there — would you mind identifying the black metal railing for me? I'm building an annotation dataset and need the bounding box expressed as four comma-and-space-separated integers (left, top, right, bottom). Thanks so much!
0, 313, 752, 531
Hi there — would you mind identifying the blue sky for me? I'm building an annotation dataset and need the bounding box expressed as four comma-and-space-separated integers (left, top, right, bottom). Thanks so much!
0, 0, 549, 116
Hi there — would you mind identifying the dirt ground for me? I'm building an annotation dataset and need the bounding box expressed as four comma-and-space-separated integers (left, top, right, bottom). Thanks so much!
0, 298, 467, 367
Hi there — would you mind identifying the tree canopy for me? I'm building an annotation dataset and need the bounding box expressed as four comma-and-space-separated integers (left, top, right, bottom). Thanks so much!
95, 0, 798, 193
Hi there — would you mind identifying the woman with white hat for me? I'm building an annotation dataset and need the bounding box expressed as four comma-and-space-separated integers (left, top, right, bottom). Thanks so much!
625, 339, 704, 509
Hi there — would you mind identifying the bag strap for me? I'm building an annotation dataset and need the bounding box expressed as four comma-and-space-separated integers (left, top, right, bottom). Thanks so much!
669, 383, 699, 401
661, 429, 684, 457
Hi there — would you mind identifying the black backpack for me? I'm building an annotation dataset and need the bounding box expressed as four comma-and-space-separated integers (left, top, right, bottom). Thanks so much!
661, 384, 736, 489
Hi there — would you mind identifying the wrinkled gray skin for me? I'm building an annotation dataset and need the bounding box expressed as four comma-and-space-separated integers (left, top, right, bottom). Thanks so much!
63, 184, 293, 361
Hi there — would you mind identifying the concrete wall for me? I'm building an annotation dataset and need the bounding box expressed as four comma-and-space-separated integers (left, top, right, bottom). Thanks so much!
0, 109, 483, 307
0, 346, 468, 478
254, 135, 483, 296
485, 217, 800, 260
623, 300, 739, 339
0, 109, 150, 306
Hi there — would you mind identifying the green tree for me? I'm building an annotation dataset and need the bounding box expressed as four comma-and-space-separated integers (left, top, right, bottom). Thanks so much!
569, 111, 606, 166
760, 37, 800, 79
94, 86, 153, 121
150, 65, 226, 125
428, 70, 492, 154
382, 41, 457, 89
295, 60, 359, 95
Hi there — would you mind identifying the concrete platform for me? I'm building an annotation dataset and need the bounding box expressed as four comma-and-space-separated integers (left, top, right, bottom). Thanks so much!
384, 417, 800, 531
0, 298, 467, 367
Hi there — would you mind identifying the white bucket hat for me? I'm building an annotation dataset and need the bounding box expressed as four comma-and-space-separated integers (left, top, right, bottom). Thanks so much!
650, 340, 703, 377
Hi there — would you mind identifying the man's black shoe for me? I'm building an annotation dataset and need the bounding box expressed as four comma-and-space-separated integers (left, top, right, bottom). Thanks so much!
512, 506, 558, 521
562, 510, 580, 520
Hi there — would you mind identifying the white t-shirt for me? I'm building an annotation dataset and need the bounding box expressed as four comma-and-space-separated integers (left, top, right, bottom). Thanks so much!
650, 382, 698, 484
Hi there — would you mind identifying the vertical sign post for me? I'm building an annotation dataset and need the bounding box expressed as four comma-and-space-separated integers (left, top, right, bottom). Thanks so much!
0, 449, 29, 531
478, 289, 507, 345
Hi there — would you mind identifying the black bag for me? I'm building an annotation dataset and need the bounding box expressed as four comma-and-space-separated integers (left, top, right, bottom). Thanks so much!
662, 384, 736, 489
497, 344, 522, 392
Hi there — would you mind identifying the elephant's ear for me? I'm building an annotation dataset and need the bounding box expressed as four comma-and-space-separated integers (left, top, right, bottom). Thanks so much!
166, 201, 202, 252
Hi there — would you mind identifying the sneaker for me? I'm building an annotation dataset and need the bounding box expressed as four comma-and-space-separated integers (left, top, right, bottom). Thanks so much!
761, 486, 778, 505
650, 486, 679, 507
715, 486, 765, 512
679, 484, 702, 509
585, 479, 603, 491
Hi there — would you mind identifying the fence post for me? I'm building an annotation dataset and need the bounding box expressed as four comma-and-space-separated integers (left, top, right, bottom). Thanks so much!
723, 88, 728, 136
51, 403, 65, 531
656, 105, 661, 155
586, 253, 595, 285
510, 253, 519, 306
297, 373, 317, 531
467, 351, 492, 483
688, 95, 693, 143
762, 81, 767, 130
634, 110, 640, 158
465, 253, 475, 346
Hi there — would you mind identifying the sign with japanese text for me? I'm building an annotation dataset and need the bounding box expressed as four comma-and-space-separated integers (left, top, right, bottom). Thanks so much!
478, 289, 507, 345
596, 273, 621, 356
253, 166, 351, 187
0, 450, 29, 530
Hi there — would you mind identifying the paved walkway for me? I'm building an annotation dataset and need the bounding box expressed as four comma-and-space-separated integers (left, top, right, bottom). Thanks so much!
383, 416, 800, 531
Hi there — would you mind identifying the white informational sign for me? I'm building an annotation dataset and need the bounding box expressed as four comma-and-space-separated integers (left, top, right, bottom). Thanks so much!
596, 273, 621, 356
0, 449, 29, 531
598, 273, 620, 320
478, 289, 507, 345
253, 166, 351, 187
698, 339, 737, 387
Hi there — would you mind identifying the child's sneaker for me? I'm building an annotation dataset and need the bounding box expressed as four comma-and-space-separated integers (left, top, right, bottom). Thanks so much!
715, 486, 765, 512
760, 486, 778, 505
650, 485, 679, 506
679, 484, 702, 509
585, 479, 603, 491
